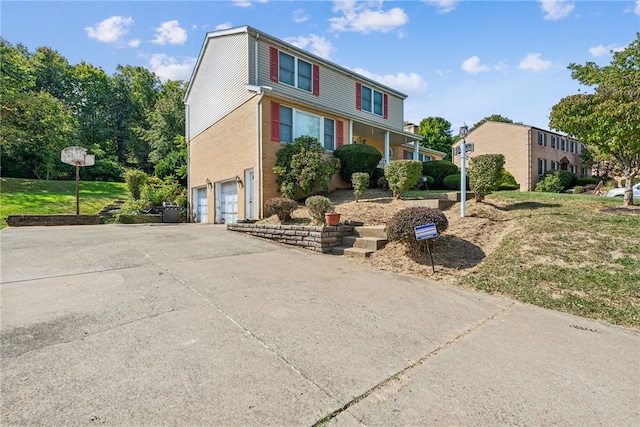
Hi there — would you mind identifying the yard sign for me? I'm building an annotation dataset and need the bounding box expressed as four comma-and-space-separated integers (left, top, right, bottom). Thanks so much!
414, 223, 438, 272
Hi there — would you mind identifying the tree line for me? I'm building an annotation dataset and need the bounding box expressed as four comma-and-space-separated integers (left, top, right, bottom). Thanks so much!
1, 38, 187, 185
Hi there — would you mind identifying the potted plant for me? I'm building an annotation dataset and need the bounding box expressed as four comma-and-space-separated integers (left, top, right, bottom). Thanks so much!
305, 195, 339, 226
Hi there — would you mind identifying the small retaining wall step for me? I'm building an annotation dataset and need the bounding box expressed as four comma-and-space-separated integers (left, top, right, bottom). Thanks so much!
353, 225, 387, 239
341, 235, 387, 250
342, 247, 375, 259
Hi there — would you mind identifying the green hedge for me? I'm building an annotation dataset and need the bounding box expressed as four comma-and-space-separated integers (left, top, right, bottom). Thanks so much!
332, 144, 382, 184
422, 160, 459, 189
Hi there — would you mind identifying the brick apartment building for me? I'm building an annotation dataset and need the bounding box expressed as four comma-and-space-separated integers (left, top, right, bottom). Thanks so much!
451, 121, 590, 191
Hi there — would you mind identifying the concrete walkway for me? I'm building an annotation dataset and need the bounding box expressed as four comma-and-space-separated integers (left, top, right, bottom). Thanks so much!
1, 224, 638, 426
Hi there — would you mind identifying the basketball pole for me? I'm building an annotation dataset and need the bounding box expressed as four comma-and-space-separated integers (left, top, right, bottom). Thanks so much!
75, 161, 80, 215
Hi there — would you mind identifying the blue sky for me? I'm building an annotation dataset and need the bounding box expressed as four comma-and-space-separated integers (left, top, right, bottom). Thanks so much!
3, 1, 639, 132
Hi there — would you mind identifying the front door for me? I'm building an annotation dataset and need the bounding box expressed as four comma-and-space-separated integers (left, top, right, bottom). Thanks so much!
194, 187, 208, 223
245, 169, 254, 220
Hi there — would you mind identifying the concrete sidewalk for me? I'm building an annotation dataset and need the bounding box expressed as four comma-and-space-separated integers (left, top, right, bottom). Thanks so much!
1, 224, 638, 426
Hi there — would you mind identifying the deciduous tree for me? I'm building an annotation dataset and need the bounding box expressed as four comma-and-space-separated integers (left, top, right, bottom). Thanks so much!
550, 33, 640, 206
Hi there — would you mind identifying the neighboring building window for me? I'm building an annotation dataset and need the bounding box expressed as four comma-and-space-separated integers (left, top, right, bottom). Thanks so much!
551, 136, 557, 149
273, 102, 341, 150
538, 132, 547, 146
538, 158, 547, 175
270, 47, 319, 95
420, 154, 432, 161
580, 143, 585, 153
561, 139, 567, 151
356, 83, 388, 118
570, 165, 577, 174
551, 161, 558, 171
581, 167, 586, 177
570, 141, 577, 154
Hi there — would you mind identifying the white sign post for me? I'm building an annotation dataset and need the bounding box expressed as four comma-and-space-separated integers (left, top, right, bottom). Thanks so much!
415, 223, 438, 273
61, 146, 95, 215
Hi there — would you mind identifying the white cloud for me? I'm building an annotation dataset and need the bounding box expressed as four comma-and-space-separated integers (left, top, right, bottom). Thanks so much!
461, 56, 490, 74
423, 0, 459, 14
352, 68, 427, 94
518, 53, 552, 72
636, 0, 640, 15
232, 0, 267, 8
329, 0, 408, 34
589, 43, 626, 57
128, 39, 141, 48
215, 23, 233, 31
148, 53, 196, 81
539, 0, 575, 21
85, 16, 134, 44
284, 35, 335, 60
152, 20, 187, 45
293, 9, 309, 23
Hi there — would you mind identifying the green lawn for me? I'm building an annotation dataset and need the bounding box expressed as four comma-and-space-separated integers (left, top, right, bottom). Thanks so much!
0, 178, 129, 229
461, 191, 640, 329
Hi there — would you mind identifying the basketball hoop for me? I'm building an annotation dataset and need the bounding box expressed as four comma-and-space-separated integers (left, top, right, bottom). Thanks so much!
60, 146, 95, 215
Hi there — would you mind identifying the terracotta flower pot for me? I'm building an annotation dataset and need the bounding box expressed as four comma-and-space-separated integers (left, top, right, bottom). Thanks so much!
325, 212, 341, 226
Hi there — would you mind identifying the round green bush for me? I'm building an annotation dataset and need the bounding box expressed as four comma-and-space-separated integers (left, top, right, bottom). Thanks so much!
442, 174, 461, 190
422, 160, 459, 189
333, 144, 382, 184
542, 170, 576, 190
573, 186, 584, 194
497, 170, 520, 191
305, 195, 334, 224
386, 206, 448, 259
265, 197, 299, 221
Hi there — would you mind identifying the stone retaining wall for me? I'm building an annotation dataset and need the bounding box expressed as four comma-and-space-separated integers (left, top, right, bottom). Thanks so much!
7, 215, 101, 227
227, 223, 353, 253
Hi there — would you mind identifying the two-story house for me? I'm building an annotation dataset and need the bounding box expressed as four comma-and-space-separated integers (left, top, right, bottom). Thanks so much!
450, 121, 590, 191
185, 26, 443, 224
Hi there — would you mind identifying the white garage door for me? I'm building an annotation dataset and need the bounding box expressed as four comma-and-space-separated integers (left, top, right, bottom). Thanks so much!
219, 181, 238, 224
195, 187, 208, 223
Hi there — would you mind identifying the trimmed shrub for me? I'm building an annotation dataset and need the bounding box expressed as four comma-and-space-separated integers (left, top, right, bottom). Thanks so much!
576, 177, 598, 186
351, 172, 370, 202
386, 206, 448, 259
142, 176, 186, 207
468, 154, 505, 202
422, 160, 459, 189
542, 170, 576, 190
497, 170, 520, 191
305, 195, 334, 224
573, 186, 584, 194
333, 144, 382, 184
265, 197, 298, 221
273, 136, 340, 199
442, 174, 461, 190
125, 169, 148, 200
377, 175, 389, 191
535, 174, 563, 193
385, 160, 423, 199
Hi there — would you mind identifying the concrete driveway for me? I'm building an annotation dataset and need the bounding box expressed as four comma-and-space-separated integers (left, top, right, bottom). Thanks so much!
1, 224, 638, 426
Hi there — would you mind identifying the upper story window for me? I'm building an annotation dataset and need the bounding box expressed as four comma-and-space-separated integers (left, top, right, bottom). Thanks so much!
561, 139, 567, 151
356, 82, 388, 118
551, 136, 557, 149
270, 47, 319, 95
270, 101, 343, 151
538, 132, 547, 146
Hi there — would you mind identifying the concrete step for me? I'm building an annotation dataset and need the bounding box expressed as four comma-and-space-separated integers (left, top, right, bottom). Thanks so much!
341, 235, 387, 250
403, 199, 456, 210
342, 247, 375, 259
353, 225, 387, 239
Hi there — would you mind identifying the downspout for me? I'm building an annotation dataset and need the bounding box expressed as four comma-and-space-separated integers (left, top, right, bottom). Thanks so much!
255, 90, 265, 219
528, 129, 532, 191
185, 103, 191, 222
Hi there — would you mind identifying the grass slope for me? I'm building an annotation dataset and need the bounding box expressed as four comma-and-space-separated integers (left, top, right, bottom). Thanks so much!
460, 191, 640, 329
0, 178, 129, 228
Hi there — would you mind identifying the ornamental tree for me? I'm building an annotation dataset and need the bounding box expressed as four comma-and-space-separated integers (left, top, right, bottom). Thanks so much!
549, 33, 640, 206
467, 154, 505, 202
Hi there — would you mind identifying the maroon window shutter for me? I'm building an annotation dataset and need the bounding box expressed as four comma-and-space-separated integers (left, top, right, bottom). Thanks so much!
313, 64, 320, 96
383, 93, 388, 119
355, 83, 362, 110
269, 47, 278, 82
270, 101, 280, 141
403, 150, 408, 159
336, 120, 344, 147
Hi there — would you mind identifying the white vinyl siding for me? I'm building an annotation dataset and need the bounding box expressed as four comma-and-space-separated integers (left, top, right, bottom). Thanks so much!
186, 33, 251, 140
255, 40, 405, 129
